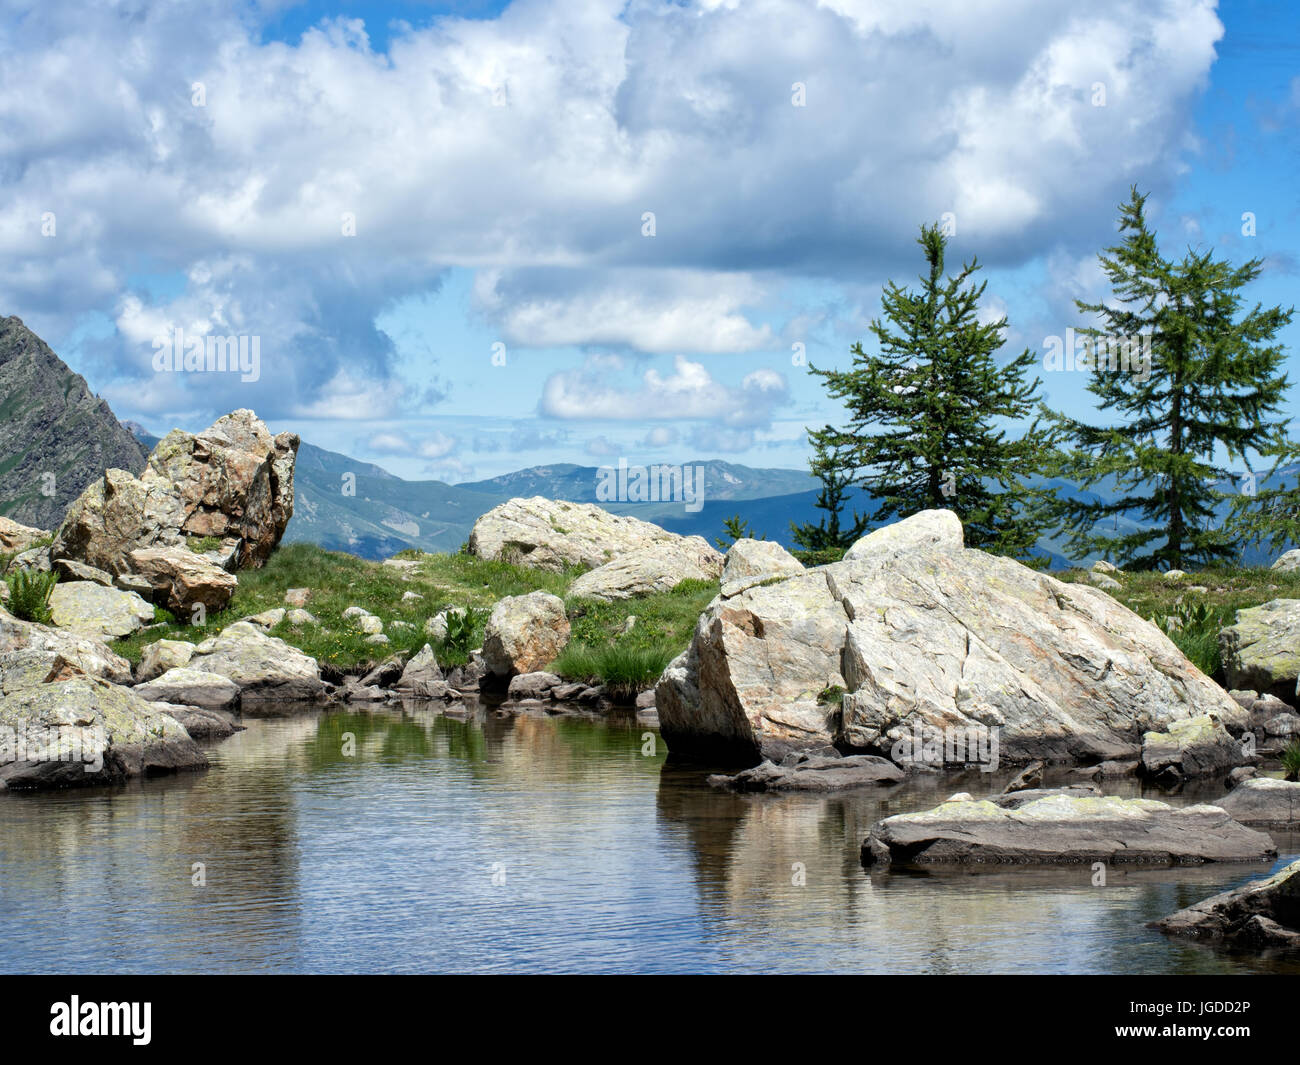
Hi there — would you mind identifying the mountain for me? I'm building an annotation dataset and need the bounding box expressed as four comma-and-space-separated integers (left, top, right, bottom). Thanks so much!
460, 461, 817, 503
0, 315, 148, 529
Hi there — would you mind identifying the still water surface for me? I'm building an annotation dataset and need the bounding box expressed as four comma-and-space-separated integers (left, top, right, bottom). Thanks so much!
1, 703, 1296, 974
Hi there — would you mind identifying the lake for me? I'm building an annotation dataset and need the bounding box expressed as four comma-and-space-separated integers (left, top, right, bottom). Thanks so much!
1, 702, 1296, 974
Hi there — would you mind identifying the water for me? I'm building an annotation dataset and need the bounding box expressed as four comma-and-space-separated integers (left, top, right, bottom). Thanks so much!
1, 702, 1296, 974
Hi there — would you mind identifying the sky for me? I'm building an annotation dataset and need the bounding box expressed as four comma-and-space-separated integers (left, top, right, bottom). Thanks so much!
1, 0, 1297, 484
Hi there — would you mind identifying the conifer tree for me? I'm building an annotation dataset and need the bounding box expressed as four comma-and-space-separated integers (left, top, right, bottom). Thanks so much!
1050, 187, 1294, 570
805, 223, 1052, 558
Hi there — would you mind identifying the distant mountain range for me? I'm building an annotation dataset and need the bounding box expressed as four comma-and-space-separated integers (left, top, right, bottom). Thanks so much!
5, 317, 1292, 566
0, 316, 148, 528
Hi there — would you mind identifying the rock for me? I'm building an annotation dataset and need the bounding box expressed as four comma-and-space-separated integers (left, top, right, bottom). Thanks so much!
356, 615, 384, 635
401, 591, 423, 602
382, 558, 421, 576
1140, 715, 1248, 783
364, 634, 389, 646
1264, 712, 1300, 737
468, 496, 688, 572
0, 516, 49, 553
567, 537, 723, 601
1065, 759, 1141, 782
843, 509, 964, 563
51, 409, 297, 578
394, 644, 444, 696
1152, 859, 1300, 949
360, 656, 405, 688
132, 668, 241, 714
720, 539, 805, 598
1219, 599, 1300, 702
507, 671, 563, 700
113, 573, 155, 597
52, 558, 112, 586
0, 606, 132, 683
445, 651, 486, 693
125, 546, 238, 614
284, 588, 311, 607
1212, 778, 1300, 826
186, 621, 324, 704
635, 689, 656, 710
1164, 569, 1187, 582
1001, 761, 1044, 794
48, 581, 155, 639
7, 545, 50, 573
285, 608, 318, 626
0, 667, 207, 790
1089, 571, 1122, 592
710, 752, 905, 792
144, 701, 240, 739
1270, 550, 1300, 573
656, 509, 1245, 764
137, 638, 196, 682
1092, 559, 1120, 574
1227, 766, 1258, 788
862, 789, 1277, 866
551, 682, 587, 700
242, 607, 285, 630
482, 592, 570, 677
621, 616, 637, 635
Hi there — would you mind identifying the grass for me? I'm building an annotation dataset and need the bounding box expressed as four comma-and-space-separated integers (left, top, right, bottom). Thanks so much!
185, 535, 225, 552
1282, 739, 1300, 782
5, 568, 58, 623
108, 543, 717, 694
1054, 564, 1300, 678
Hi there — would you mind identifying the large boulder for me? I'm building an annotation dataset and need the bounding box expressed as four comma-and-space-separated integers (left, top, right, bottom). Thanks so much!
1270, 550, 1300, 573
1152, 859, 1300, 950
1212, 778, 1300, 826
0, 605, 132, 684
468, 497, 684, 572
186, 621, 324, 704
1139, 714, 1248, 783
51, 409, 297, 586
482, 591, 570, 677
1219, 600, 1300, 703
842, 509, 963, 562
568, 537, 722, 601
862, 788, 1277, 866
132, 667, 241, 714
720, 539, 805, 598
657, 509, 1248, 765
0, 516, 49, 553
0, 659, 207, 790
48, 581, 155, 639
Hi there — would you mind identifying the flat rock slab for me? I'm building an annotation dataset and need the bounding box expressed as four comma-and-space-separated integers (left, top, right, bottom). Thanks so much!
1152, 859, 1300, 951
862, 790, 1277, 867
710, 753, 905, 792
49, 581, 154, 639
1212, 778, 1300, 826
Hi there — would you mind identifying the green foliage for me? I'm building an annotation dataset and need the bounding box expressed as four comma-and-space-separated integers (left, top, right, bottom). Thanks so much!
442, 606, 484, 658
790, 546, 847, 566
817, 685, 846, 706
807, 222, 1054, 559
1281, 739, 1300, 782
548, 642, 677, 702
6, 568, 58, 623
1049, 187, 1295, 571
791, 433, 869, 552
715, 514, 765, 550
185, 536, 224, 553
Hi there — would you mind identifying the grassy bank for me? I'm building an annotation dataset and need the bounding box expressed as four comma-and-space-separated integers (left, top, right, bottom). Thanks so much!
1054, 565, 1300, 678
109, 542, 714, 696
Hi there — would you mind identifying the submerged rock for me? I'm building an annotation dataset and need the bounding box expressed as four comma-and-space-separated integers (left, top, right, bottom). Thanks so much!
1152, 859, 1300, 950
1211, 777, 1300, 826
710, 752, 905, 792
861, 788, 1276, 866
1140, 714, 1248, 783
657, 509, 1245, 765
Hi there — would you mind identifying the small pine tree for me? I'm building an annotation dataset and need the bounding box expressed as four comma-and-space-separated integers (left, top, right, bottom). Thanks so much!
790, 427, 869, 553
1050, 187, 1294, 570
715, 515, 765, 550
807, 223, 1053, 558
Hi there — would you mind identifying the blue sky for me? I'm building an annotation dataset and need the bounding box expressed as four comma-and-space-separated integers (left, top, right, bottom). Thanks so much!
2, 0, 1297, 483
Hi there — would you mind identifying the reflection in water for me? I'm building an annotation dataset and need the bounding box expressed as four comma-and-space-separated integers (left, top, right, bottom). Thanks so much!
0, 702, 1296, 974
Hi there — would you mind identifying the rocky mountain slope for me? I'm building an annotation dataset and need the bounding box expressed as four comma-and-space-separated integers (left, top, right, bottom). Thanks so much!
0, 316, 148, 529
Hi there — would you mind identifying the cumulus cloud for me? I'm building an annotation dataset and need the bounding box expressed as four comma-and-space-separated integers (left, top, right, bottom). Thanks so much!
540, 355, 790, 428
0, 0, 1223, 430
